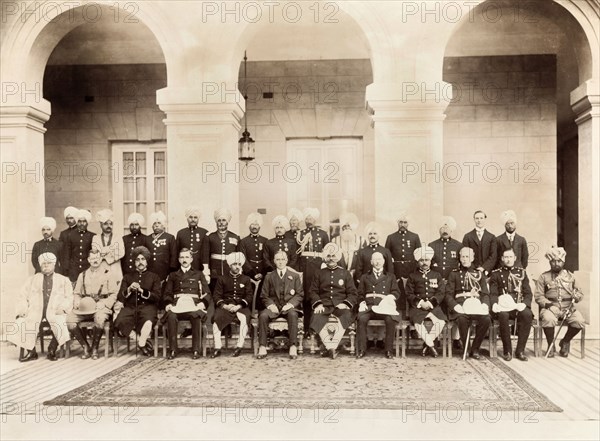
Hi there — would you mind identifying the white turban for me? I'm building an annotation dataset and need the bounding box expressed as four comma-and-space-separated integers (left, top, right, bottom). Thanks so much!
40, 217, 56, 231
63, 206, 78, 219
340, 213, 359, 231
303, 207, 320, 221
246, 212, 263, 228
127, 212, 145, 226
440, 216, 457, 232
76, 209, 92, 223
545, 246, 566, 262
287, 208, 303, 222
214, 208, 232, 223
397, 211, 409, 222
272, 215, 290, 231
501, 210, 517, 224
226, 252, 246, 266
96, 209, 114, 223
413, 246, 435, 261
364, 221, 382, 236
185, 206, 201, 218
38, 252, 57, 264
149, 211, 167, 226
322, 242, 343, 262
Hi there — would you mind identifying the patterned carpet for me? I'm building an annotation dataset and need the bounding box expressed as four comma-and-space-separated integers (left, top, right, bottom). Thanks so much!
45, 354, 562, 411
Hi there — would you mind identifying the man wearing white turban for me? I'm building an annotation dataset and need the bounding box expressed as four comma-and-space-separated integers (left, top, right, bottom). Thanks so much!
204, 208, 240, 291
429, 216, 462, 281
122, 213, 150, 276
58, 206, 78, 244
91, 209, 125, 287
147, 211, 178, 282
264, 215, 298, 271
332, 213, 366, 274
239, 213, 269, 311
63, 209, 96, 283
176, 207, 208, 274
284, 208, 303, 243
495, 210, 529, 269
32, 217, 64, 275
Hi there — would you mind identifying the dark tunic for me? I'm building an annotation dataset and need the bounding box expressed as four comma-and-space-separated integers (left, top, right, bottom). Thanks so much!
429, 237, 462, 280
263, 235, 299, 271
162, 268, 211, 321
64, 229, 96, 282
204, 231, 240, 278
353, 244, 394, 284
240, 234, 269, 279
488, 266, 532, 308
212, 273, 253, 330
121, 233, 150, 275
114, 270, 161, 336
176, 226, 209, 271
406, 268, 446, 324
385, 230, 421, 279
58, 225, 77, 244
495, 233, 529, 269
32, 237, 64, 275
308, 266, 357, 332
147, 232, 178, 281
357, 270, 401, 322
444, 266, 490, 320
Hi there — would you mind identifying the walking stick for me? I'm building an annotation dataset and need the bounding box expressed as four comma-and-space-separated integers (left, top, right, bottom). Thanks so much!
545, 300, 575, 358
462, 325, 470, 361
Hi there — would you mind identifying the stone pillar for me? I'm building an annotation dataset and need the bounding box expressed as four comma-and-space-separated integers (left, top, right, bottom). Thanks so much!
571, 79, 600, 338
366, 83, 449, 243
157, 87, 244, 234
0, 100, 51, 339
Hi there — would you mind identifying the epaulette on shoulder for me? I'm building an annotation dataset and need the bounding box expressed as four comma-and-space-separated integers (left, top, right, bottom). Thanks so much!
451, 268, 459, 272
492, 268, 501, 273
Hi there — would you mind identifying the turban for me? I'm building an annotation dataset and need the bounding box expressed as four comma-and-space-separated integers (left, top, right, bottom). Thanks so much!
287, 208, 303, 222
545, 246, 566, 262
413, 246, 435, 261
246, 212, 263, 228
96, 209, 114, 223
149, 211, 167, 226
226, 252, 246, 266
38, 252, 57, 264
131, 246, 151, 262
322, 242, 343, 262
440, 216, 457, 232
364, 221, 382, 236
63, 206, 78, 219
185, 206, 201, 218
501, 210, 517, 224
127, 212, 145, 226
40, 217, 56, 231
76, 209, 92, 223
214, 208, 232, 223
303, 207, 320, 221
272, 215, 290, 231
397, 211, 409, 222
340, 213, 359, 231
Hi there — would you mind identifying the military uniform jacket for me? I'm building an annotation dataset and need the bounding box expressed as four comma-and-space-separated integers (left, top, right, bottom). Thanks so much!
58, 225, 77, 244
121, 233, 151, 275
297, 227, 330, 270
213, 273, 253, 309
385, 230, 421, 279
495, 232, 529, 269
260, 269, 304, 312
240, 234, 269, 279
489, 266, 532, 308
74, 267, 118, 312
354, 244, 394, 284
429, 237, 462, 280
147, 232, 178, 281
406, 269, 446, 323
204, 231, 240, 277
162, 268, 211, 309
176, 226, 208, 271
32, 237, 64, 275
117, 270, 162, 308
534, 269, 582, 310
263, 235, 299, 271
445, 266, 490, 320
357, 270, 401, 322
308, 266, 357, 310
64, 229, 96, 282
462, 229, 497, 274
284, 229, 300, 244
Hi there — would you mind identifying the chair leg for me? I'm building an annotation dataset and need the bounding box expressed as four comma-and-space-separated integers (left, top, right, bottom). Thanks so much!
402, 325, 408, 358
65, 341, 70, 358
252, 324, 258, 356
349, 329, 356, 355
448, 323, 453, 358
581, 327, 585, 359
298, 330, 304, 355
104, 325, 110, 358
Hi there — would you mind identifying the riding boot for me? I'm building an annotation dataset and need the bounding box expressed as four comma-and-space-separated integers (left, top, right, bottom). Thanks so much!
91, 327, 103, 359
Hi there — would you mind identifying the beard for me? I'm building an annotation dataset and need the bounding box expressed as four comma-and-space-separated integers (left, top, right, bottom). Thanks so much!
341, 230, 354, 242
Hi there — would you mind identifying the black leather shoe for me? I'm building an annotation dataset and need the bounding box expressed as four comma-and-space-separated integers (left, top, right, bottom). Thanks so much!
192, 351, 201, 360
211, 349, 222, 358
546, 345, 556, 358
559, 339, 570, 357
139, 345, 150, 356
47, 350, 58, 361
503, 352, 512, 361
231, 347, 242, 357
470, 350, 481, 360
356, 350, 365, 359
329, 348, 338, 359
421, 344, 428, 357
91, 349, 99, 360
453, 339, 463, 351
429, 346, 438, 358
19, 350, 38, 362
385, 351, 394, 359
167, 350, 177, 360
80, 345, 91, 360
515, 352, 528, 361
304, 331, 312, 340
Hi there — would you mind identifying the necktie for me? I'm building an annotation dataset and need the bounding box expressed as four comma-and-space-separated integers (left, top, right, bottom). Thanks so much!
509, 235, 513, 246
279, 271, 283, 279
477, 230, 482, 240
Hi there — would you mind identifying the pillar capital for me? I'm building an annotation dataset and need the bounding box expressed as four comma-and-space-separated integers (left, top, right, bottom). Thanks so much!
0, 100, 51, 133
571, 79, 600, 124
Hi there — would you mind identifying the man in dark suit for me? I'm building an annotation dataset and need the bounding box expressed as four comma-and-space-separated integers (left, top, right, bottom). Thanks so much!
495, 210, 529, 269
462, 210, 497, 276
429, 216, 462, 281
121, 213, 149, 276
203, 208, 240, 291
32, 217, 64, 275
176, 206, 208, 274
257, 250, 304, 359
64, 210, 96, 283
58, 206, 78, 245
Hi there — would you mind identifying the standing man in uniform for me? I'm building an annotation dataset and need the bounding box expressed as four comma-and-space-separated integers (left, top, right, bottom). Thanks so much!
121, 213, 148, 276
332, 213, 365, 275
58, 206, 78, 244
203, 208, 240, 291
489, 248, 533, 361
284, 208, 303, 244
32, 217, 64, 275
240, 212, 270, 311
64, 209, 96, 284
385, 211, 421, 313
296, 207, 330, 338
354, 222, 394, 285
430, 216, 462, 281
264, 215, 298, 271
535, 247, 585, 357
176, 207, 208, 275
92, 209, 125, 288
147, 210, 178, 283
496, 210, 529, 269
462, 210, 497, 277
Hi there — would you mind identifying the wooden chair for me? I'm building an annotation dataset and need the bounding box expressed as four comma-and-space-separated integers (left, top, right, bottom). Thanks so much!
401, 319, 449, 358
19, 319, 68, 359
490, 317, 541, 357
363, 319, 404, 358
65, 319, 111, 358
536, 323, 586, 359
308, 318, 356, 355
446, 320, 494, 359
155, 316, 209, 358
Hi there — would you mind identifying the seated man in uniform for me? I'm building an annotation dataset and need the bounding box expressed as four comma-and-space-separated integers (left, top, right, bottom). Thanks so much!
356, 252, 401, 359
67, 249, 117, 359
308, 243, 357, 359
211, 252, 254, 357
162, 248, 211, 360
535, 246, 585, 357
406, 246, 446, 357
8, 252, 73, 362
113, 246, 162, 356
257, 250, 304, 359
445, 247, 491, 359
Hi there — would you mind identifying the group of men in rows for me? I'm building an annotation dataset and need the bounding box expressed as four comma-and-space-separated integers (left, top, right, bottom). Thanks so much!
11, 206, 585, 362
